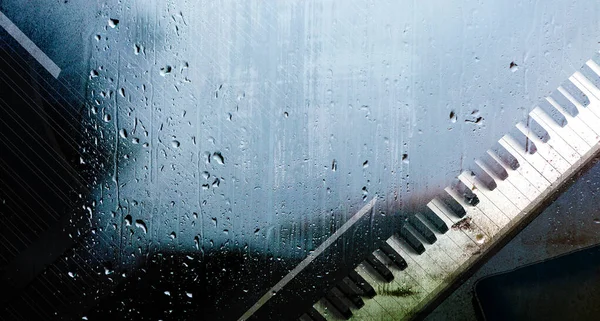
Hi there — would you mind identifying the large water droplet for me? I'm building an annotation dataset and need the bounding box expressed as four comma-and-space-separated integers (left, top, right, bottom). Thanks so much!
135, 220, 147, 234
212, 152, 225, 165
108, 18, 119, 28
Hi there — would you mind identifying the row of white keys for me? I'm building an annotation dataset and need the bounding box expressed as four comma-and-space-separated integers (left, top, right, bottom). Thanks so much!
556, 86, 600, 134
546, 97, 600, 146
402, 223, 460, 276
499, 134, 562, 183
485, 150, 544, 202
370, 251, 420, 318
498, 138, 559, 189
529, 107, 591, 156
427, 200, 487, 249
443, 186, 503, 237
416, 210, 474, 266
457, 171, 519, 222
352, 264, 402, 321
473, 159, 530, 211
514, 121, 577, 170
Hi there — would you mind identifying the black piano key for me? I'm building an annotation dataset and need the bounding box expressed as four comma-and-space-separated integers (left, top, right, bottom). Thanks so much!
470, 163, 498, 191
480, 153, 509, 181
407, 216, 437, 244
438, 192, 467, 218
379, 242, 407, 270
396, 227, 425, 255
336, 280, 364, 308
561, 79, 591, 107
421, 207, 449, 233
306, 307, 327, 321
365, 254, 394, 282
325, 291, 353, 320
492, 144, 520, 170
347, 270, 376, 298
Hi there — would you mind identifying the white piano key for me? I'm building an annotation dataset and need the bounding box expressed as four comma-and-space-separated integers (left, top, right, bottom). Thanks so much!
586, 59, 600, 79
457, 171, 519, 221
474, 159, 530, 211
499, 136, 560, 184
514, 122, 574, 170
557, 86, 600, 134
486, 150, 544, 201
546, 97, 600, 146
313, 299, 337, 320
529, 107, 591, 156
444, 186, 503, 237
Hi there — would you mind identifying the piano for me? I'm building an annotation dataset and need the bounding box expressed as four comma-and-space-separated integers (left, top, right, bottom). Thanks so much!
239, 54, 600, 320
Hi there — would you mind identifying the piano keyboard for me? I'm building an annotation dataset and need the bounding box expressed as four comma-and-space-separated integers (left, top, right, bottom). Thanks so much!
301, 55, 600, 321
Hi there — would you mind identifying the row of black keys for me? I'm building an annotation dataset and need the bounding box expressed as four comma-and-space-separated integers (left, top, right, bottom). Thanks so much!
301, 189, 480, 320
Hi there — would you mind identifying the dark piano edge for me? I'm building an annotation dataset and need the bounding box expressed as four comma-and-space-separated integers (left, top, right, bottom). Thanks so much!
407, 148, 600, 321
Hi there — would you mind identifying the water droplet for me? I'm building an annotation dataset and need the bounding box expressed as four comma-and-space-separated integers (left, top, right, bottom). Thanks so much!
134, 44, 141, 55
132, 137, 139, 144
212, 152, 225, 165
283, 111, 289, 118
90, 69, 99, 78
94, 35, 101, 41
119, 129, 128, 138
331, 159, 337, 171
211, 217, 217, 227
160, 65, 172, 76
124, 215, 132, 226
509, 61, 519, 72
119, 88, 125, 97
169, 232, 177, 240
449, 111, 457, 123
135, 220, 147, 234
593, 218, 600, 224
103, 114, 111, 122
402, 154, 409, 164
362, 160, 369, 168
194, 235, 200, 249
202, 171, 210, 180
164, 291, 171, 296
108, 18, 119, 28
68, 271, 75, 278
186, 292, 193, 298
171, 140, 180, 148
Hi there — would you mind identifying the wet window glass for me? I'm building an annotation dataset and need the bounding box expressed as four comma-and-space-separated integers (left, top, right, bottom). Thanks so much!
1, 1, 599, 320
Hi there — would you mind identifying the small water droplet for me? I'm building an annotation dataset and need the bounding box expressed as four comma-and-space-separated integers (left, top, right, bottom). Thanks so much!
160, 65, 172, 76
134, 44, 141, 55
402, 154, 409, 164
119, 129, 128, 138
124, 215, 132, 226
68, 271, 75, 278
194, 235, 200, 249
164, 291, 171, 296
186, 292, 193, 298
283, 111, 289, 118
171, 140, 180, 148
108, 18, 119, 28
331, 159, 337, 171
509, 61, 519, 72
202, 171, 210, 179
90, 69, 99, 78
362, 160, 369, 168
593, 218, 600, 224
103, 114, 111, 122
170, 232, 177, 239
449, 111, 457, 123
211, 217, 217, 227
